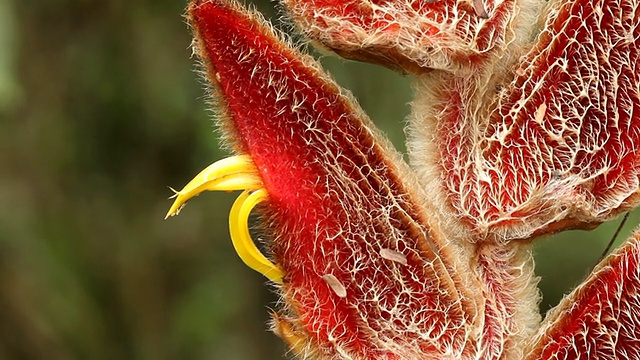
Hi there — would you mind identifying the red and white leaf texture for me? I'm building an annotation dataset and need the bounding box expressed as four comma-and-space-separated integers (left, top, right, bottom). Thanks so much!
189, 1, 477, 358
179, 0, 640, 359
281, 0, 524, 74
409, 0, 640, 241
525, 229, 640, 359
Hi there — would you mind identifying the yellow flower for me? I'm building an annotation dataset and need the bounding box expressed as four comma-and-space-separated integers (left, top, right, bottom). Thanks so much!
166, 155, 283, 283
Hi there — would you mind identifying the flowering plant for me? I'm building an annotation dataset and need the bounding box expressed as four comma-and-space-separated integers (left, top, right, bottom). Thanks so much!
167, 0, 640, 358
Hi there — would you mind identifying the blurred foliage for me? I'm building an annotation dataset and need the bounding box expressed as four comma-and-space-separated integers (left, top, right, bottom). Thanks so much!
0, 0, 638, 358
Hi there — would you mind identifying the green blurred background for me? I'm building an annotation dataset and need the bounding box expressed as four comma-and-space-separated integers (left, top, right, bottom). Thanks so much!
1, 0, 638, 358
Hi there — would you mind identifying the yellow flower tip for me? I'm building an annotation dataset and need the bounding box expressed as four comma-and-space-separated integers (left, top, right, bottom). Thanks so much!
164, 155, 264, 219
230, 189, 284, 283
164, 187, 185, 219
164, 192, 195, 219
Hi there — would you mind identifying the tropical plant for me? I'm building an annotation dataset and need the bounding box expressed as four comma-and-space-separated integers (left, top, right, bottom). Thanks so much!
167, 0, 640, 358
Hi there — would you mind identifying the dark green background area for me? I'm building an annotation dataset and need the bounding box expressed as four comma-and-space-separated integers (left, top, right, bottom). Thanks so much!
1, 0, 638, 358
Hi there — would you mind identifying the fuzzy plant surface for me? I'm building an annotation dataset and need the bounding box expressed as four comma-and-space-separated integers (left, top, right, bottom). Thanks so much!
166, 0, 640, 359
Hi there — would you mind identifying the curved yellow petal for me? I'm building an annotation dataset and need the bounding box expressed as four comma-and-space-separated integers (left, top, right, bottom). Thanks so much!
166, 156, 282, 282
229, 189, 284, 283
165, 155, 263, 218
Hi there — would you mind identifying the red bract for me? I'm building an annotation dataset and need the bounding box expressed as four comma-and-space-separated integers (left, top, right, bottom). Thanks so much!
282, 0, 521, 73
526, 229, 640, 359
189, 1, 472, 357
424, 0, 640, 240
171, 0, 640, 359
